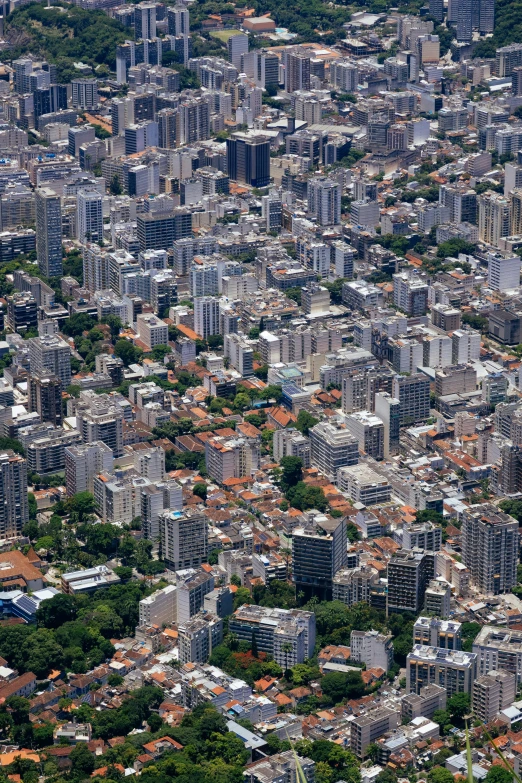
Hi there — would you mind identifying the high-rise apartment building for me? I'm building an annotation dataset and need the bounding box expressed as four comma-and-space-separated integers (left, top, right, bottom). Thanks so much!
226, 133, 270, 188
160, 509, 208, 571
414, 617, 462, 649
28, 371, 62, 427
194, 296, 220, 339
77, 188, 103, 245
393, 271, 429, 315
387, 550, 434, 614
0, 451, 29, 538
406, 645, 477, 696
284, 48, 311, 93
392, 374, 430, 426
64, 441, 114, 496
350, 630, 394, 671
462, 503, 519, 595
452, 328, 481, 364
227, 33, 248, 69
345, 411, 385, 461
309, 418, 359, 481
28, 335, 71, 389
35, 187, 62, 277
307, 177, 341, 226
487, 251, 521, 291
478, 192, 511, 247
473, 671, 516, 723
292, 514, 347, 601
75, 392, 124, 457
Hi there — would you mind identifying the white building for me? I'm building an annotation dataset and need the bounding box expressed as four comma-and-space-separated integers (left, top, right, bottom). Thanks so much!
136, 314, 169, 349
139, 584, 178, 627
350, 629, 394, 671
487, 251, 521, 291
194, 296, 220, 339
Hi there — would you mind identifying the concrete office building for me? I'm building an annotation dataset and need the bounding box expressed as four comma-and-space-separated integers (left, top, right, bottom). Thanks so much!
292, 515, 347, 601
406, 645, 477, 696
462, 503, 519, 595
160, 509, 208, 572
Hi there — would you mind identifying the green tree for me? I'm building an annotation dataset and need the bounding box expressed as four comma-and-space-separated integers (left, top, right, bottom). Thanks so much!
36, 594, 78, 629
193, 482, 208, 500
485, 768, 513, 783
427, 768, 455, 783
447, 692, 470, 722
114, 340, 142, 367
70, 741, 96, 775
280, 456, 303, 490
295, 410, 319, 436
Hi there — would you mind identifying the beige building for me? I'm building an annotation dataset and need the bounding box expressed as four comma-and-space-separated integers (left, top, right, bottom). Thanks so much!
472, 670, 516, 723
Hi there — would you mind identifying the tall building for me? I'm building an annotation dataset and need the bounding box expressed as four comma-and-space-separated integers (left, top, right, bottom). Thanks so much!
429, 0, 444, 21
229, 604, 316, 666
478, 192, 511, 247
414, 617, 462, 649
75, 392, 124, 457
307, 177, 341, 226
77, 188, 103, 244
0, 451, 29, 538
462, 503, 519, 595
406, 645, 477, 696
387, 550, 434, 614
345, 411, 385, 461
292, 514, 347, 601
452, 328, 481, 364
392, 374, 430, 426
284, 48, 311, 93
473, 671, 516, 723
71, 78, 98, 110
28, 371, 62, 427
227, 33, 248, 69
309, 418, 359, 481
160, 509, 208, 571
35, 187, 62, 278
226, 133, 270, 188
487, 251, 521, 291
374, 392, 400, 457
474, 626, 522, 683
194, 296, 220, 339
64, 441, 114, 496
393, 271, 429, 316
28, 335, 71, 389
7, 292, 37, 333
350, 630, 394, 672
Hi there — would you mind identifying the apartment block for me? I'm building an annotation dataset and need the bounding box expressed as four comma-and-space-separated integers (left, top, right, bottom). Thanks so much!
160, 509, 208, 572
472, 670, 516, 723
350, 629, 394, 672
406, 645, 477, 696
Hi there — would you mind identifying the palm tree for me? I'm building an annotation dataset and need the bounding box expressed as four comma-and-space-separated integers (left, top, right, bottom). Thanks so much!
282, 641, 293, 675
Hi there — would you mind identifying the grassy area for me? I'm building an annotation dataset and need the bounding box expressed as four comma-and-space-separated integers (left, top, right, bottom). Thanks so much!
210, 28, 243, 41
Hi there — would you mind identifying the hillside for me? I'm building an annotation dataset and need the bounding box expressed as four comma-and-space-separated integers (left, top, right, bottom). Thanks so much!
474, 0, 522, 55
3, 1, 131, 80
